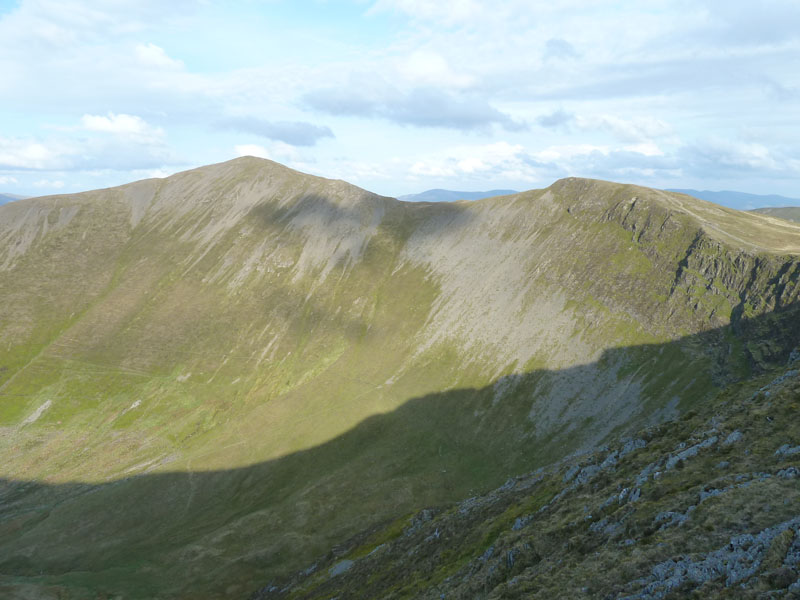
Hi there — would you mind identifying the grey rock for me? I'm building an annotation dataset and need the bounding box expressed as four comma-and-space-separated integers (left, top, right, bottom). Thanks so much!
699, 488, 724, 502
512, 515, 533, 531
575, 465, 601, 485
621, 517, 800, 599
654, 506, 695, 530
722, 430, 743, 446
775, 444, 800, 457
329, 559, 354, 577
601, 451, 619, 469
600, 493, 617, 510
715, 461, 730, 470
620, 438, 647, 458
635, 462, 659, 486
425, 528, 441, 543
778, 467, 799, 479
563, 465, 580, 483
666, 436, 718, 470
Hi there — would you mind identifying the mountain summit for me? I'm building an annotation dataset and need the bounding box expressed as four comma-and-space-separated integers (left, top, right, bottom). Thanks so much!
1, 157, 799, 598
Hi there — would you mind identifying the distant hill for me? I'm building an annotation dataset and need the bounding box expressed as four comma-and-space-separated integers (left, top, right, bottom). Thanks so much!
668, 188, 800, 210
0, 193, 28, 205
751, 206, 800, 223
397, 188, 518, 202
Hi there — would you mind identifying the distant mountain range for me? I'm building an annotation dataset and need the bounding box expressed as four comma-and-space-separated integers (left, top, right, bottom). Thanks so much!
0, 193, 28, 205
397, 188, 518, 202
667, 188, 800, 210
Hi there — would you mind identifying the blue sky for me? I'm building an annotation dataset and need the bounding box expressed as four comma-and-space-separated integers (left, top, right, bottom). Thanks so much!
0, 0, 799, 204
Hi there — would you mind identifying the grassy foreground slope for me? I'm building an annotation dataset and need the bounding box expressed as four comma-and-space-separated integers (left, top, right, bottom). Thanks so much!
264, 336, 800, 599
0, 158, 799, 597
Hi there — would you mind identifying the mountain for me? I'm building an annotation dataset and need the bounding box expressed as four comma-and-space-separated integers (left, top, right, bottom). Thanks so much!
1, 157, 799, 598
667, 188, 800, 211
0, 193, 28, 205
397, 189, 518, 202
751, 207, 800, 223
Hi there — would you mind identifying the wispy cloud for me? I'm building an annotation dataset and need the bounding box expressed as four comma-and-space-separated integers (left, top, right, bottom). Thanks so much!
218, 117, 334, 147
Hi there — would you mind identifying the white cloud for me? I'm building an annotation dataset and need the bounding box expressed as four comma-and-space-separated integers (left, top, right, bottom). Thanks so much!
33, 178, 65, 188
369, 0, 484, 25
135, 43, 184, 69
0, 137, 72, 170
81, 112, 162, 139
0, 175, 19, 185
623, 142, 664, 157
407, 141, 542, 183
397, 50, 474, 88
0, 112, 174, 172
235, 144, 271, 160
576, 115, 673, 143
533, 144, 610, 163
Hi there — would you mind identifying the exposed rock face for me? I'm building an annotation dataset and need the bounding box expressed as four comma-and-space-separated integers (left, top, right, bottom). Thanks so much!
0, 158, 799, 598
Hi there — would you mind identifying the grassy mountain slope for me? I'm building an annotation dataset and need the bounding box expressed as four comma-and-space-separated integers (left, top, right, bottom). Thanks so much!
751, 207, 800, 224
1, 158, 799, 597
262, 344, 800, 599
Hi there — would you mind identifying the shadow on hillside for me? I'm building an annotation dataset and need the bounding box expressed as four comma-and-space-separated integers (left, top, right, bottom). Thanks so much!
0, 301, 799, 599
247, 190, 477, 245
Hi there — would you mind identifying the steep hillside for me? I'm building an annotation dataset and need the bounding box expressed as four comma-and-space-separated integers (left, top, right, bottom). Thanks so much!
751, 207, 800, 224
259, 349, 800, 599
1, 158, 799, 598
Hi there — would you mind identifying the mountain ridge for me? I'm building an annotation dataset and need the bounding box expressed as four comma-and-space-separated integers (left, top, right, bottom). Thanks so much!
666, 188, 800, 210
1, 157, 799, 597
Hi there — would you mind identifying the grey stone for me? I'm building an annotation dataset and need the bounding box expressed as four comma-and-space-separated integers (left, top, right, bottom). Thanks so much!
778, 467, 799, 479
620, 438, 647, 457
699, 488, 724, 502
620, 516, 800, 599
512, 515, 533, 530
576, 465, 601, 485
722, 430, 743, 446
666, 436, 718, 470
329, 559, 354, 577
563, 465, 580, 483
775, 444, 800, 457
601, 451, 619, 469
715, 461, 730, 470
635, 462, 658, 486
480, 546, 494, 562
